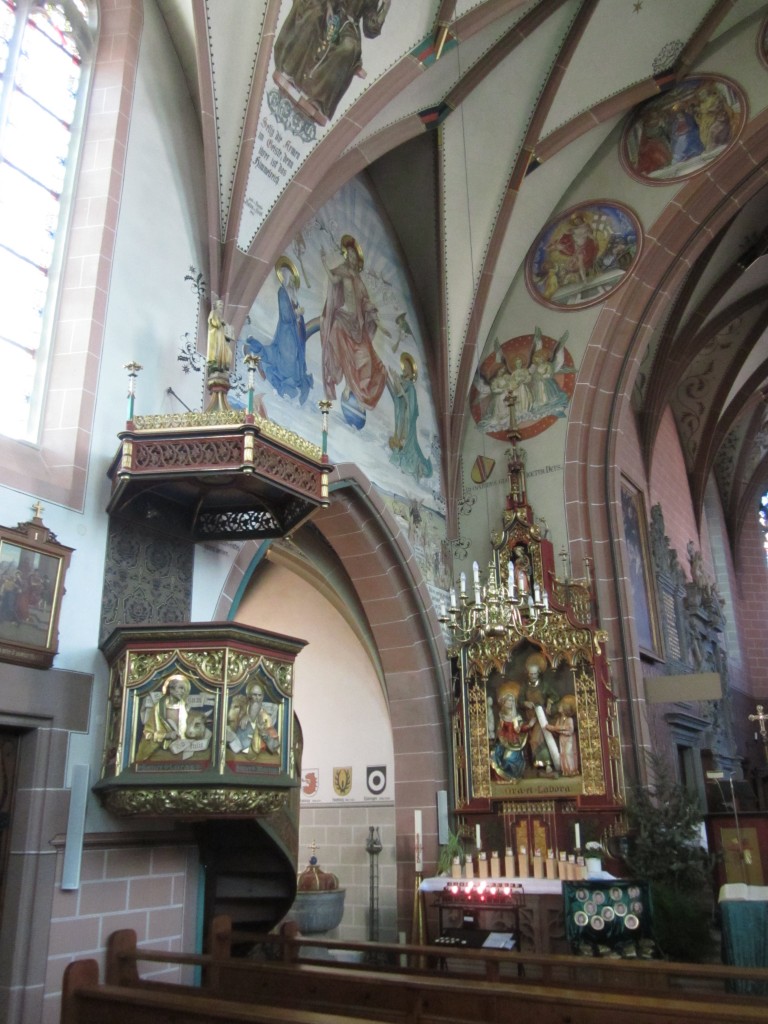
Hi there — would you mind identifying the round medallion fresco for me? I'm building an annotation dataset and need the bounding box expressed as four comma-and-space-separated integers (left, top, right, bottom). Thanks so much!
525, 201, 641, 311
470, 329, 575, 441
620, 75, 747, 185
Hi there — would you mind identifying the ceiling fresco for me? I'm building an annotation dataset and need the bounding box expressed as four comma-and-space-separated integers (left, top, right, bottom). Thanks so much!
155, 0, 768, 543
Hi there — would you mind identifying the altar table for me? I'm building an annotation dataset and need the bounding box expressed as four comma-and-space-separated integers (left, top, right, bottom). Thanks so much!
719, 883, 768, 993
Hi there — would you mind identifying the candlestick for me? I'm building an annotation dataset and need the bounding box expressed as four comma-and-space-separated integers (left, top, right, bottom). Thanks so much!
532, 850, 544, 879
475, 824, 482, 850
504, 846, 514, 878
574, 822, 581, 851
414, 809, 423, 872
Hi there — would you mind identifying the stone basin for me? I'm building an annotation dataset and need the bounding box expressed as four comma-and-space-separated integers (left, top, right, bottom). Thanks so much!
289, 888, 346, 934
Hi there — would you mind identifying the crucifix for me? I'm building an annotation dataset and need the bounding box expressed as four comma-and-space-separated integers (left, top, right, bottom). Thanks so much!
748, 704, 768, 760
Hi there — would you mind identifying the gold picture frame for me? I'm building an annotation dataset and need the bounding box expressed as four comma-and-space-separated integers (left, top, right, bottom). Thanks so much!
0, 513, 73, 669
620, 480, 663, 659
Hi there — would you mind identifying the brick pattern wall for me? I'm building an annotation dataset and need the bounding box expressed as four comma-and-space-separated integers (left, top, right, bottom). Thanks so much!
296, 806, 397, 942
42, 842, 200, 1024
649, 409, 703, 574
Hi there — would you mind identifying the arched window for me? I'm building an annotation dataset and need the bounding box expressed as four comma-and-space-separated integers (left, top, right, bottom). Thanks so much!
0, 0, 95, 440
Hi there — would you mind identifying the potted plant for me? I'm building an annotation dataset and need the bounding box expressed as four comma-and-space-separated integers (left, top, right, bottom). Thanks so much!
436, 829, 465, 876
623, 753, 714, 961
583, 840, 607, 876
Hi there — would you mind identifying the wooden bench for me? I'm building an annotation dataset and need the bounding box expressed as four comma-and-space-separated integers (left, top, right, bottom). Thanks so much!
63, 951, 768, 1024
61, 958, 383, 1024
58, 917, 768, 1024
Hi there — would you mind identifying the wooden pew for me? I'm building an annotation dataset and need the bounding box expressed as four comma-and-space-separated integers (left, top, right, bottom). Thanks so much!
61, 958, 384, 1024
64, 947, 768, 1024
83, 920, 768, 1024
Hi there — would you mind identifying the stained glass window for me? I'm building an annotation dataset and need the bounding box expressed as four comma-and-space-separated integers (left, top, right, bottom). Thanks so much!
760, 492, 768, 565
0, 1, 93, 440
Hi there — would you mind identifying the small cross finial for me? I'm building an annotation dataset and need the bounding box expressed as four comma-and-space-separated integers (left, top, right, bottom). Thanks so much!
32, 500, 44, 521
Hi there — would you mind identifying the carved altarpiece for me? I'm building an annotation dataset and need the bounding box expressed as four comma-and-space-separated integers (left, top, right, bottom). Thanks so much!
447, 423, 624, 858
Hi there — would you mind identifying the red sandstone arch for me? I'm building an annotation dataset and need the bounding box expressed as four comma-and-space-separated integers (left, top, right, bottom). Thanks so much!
214, 462, 451, 930
563, 110, 768, 781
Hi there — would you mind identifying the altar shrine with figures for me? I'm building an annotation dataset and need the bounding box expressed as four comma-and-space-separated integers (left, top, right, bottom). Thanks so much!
428, 405, 626, 951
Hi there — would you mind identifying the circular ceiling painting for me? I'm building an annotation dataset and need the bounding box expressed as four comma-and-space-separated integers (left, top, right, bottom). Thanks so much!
620, 75, 747, 185
469, 329, 575, 441
525, 201, 641, 311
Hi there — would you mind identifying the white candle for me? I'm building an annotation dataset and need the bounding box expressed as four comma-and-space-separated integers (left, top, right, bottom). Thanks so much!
460, 572, 466, 595
473, 561, 480, 585
475, 824, 482, 849
450, 587, 457, 608
414, 809, 423, 872
574, 823, 581, 850
543, 591, 549, 611
507, 572, 515, 599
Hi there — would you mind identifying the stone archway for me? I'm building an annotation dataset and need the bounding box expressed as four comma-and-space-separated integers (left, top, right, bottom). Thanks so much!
563, 110, 768, 782
214, 463, 451, 930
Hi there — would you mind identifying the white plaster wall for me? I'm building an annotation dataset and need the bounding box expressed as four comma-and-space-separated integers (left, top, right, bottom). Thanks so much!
60, 2, 207, 823
236, 559, 395, 804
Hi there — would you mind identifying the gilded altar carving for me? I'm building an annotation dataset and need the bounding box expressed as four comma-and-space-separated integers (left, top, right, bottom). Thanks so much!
447, 402, 624, 825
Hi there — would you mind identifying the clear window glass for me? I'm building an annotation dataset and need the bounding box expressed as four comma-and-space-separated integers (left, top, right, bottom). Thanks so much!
0, 0, 92, 440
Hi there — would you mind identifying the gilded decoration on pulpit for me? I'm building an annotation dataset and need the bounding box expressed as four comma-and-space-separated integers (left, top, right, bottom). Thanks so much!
134, 670, 214, 767
96, 624, 305, 817
114, 651, 293, 779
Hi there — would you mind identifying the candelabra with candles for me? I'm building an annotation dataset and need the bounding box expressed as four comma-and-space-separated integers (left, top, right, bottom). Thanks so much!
439, 557, 551, 657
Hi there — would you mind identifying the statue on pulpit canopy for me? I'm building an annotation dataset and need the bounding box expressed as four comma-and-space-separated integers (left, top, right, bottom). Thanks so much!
207, 298, 235, 372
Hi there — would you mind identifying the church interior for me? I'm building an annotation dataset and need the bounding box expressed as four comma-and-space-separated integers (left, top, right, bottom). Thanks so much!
2, 2, 768, 1021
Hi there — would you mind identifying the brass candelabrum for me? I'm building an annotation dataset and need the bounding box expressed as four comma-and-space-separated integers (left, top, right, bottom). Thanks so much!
439, 558, 551, 654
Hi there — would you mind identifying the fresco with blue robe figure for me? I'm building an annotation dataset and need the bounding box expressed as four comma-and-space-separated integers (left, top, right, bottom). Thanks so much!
621, 75, 745, 185
235, 177, 442, 602
245, 255, 315, 405
386, 352, 432, 482
526, 202, 641, 310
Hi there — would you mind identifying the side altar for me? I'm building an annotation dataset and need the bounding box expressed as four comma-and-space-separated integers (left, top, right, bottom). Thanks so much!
441, 403, 625, 895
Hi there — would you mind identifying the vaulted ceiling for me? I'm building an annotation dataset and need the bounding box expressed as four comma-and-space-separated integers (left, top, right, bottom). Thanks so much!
154, 0, 768, 547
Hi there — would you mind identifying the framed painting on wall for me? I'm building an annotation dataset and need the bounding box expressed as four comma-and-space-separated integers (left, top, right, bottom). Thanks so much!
620, 481, 662, 659
0, 513, 73, 669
